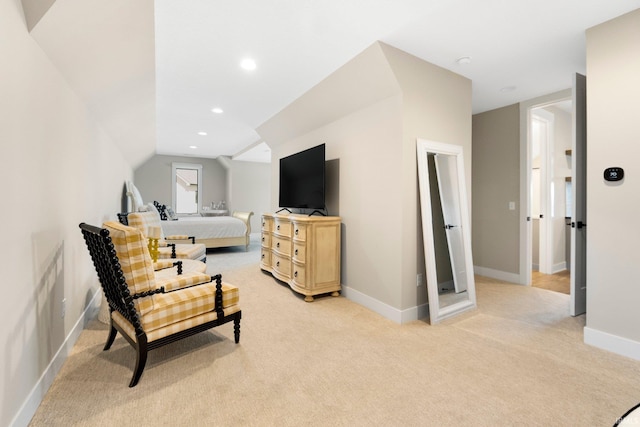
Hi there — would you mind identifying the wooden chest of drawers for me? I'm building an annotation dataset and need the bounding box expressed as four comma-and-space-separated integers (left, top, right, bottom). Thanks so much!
260, 213, 341, 302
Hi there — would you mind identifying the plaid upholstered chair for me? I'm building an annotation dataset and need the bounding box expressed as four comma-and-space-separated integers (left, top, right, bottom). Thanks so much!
127, 208, 207, 263
79, 221, 241, 387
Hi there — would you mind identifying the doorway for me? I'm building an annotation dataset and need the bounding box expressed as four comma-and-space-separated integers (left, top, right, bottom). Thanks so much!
520, 73, 587, 316
530, 103, 571, 294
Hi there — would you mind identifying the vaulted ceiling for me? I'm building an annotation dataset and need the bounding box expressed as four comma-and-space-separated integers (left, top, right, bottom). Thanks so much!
27, 0, 640, 167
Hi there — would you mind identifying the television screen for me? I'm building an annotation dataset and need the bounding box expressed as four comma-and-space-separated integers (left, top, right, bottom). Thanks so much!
279, 144, 325, 210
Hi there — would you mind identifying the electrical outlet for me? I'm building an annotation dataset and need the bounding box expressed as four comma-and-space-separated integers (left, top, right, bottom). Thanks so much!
417, 273, 423, 287
61, 298, 66, 318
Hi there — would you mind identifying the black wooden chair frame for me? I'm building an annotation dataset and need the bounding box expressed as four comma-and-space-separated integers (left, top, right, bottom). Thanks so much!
79, 222, 241, 387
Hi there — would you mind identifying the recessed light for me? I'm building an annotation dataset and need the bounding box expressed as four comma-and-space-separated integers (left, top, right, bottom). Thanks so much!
240, 58, 256, 71
500, 86, 517, 93
456, 56, 472, 65
211, 108, 224, 114
189, 145, 198, 149
197, 131, 207, 136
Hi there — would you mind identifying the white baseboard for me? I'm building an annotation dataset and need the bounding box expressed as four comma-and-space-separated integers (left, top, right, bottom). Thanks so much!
473, 266, 521, 284
11, 290, 101, 427
552, 262, 567, 274
584, 327, 640, 361
341, 285, 428, 324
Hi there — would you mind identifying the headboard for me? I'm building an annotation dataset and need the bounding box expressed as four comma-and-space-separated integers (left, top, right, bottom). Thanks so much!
126, 181, 145, 212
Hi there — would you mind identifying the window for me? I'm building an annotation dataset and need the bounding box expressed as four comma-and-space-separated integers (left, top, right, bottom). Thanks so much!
172, 163, 202, 215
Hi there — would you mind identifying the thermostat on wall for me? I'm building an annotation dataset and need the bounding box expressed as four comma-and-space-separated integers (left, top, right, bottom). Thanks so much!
604, 167, 624, 182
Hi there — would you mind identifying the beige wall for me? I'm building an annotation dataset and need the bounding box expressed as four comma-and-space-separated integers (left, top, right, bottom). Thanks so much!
472, 104, 521, 275
379, 43, 472, 310
227, 159, 271, 232
260, 42, 471, 317
1, 1, 132, 425
134, 154, 227, 212
270, 95, 406, 308
585, 9, 640, 354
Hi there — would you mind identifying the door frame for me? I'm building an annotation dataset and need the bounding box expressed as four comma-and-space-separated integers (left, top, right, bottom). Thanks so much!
519, 90, 571, 285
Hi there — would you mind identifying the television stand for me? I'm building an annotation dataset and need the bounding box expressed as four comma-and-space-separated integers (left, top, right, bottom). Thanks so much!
260, 213, 341, 302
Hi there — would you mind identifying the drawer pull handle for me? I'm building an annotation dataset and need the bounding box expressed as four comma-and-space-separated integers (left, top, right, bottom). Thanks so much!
261, 253, 264, 259
276, 242, 280, 248
295, 249, 298, 256
277, 225, 280, 230
294, 271, 298, 278
276, 261, 280, 267
262, 236, 265, 241
295, 229, 299, 235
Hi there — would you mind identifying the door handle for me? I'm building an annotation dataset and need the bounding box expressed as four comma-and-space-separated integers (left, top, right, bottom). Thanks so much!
571, 221, 587, 229
444, 224, 457, 230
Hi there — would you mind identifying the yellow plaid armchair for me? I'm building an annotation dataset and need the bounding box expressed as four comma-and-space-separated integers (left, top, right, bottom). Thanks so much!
79, 221, 241, 387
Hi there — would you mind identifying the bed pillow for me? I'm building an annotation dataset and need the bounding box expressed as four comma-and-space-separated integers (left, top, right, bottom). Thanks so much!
153, 201, 168, 220
165, 206, 178, 221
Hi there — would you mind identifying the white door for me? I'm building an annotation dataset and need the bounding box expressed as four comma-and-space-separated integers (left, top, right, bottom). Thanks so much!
434, 154, 468, 293
570, 73, 587, 316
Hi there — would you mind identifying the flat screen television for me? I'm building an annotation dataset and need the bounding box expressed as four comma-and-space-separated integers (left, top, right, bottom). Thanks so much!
279, 144, 325, 212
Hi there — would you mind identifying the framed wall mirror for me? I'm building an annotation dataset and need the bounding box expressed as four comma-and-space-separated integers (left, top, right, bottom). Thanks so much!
417, 139, 476, 324
172, 162, 203, 215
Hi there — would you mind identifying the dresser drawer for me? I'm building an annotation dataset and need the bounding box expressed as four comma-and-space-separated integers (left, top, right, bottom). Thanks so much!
260, 248, 271, 267
292, 223, 306, 241
272, 235, 291, 256
274, 219, 292, 237
292, 242, 306, 262
272, 253, 291, 279
292, 262, 306, 287
261, 232, 271, 247
261, 216, 273, 232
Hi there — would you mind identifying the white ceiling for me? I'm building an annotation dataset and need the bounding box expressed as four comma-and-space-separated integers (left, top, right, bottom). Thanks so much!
32, 0, 640, 165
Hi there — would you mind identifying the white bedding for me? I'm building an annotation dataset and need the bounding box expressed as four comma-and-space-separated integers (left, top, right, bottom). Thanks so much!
161, 216, 247, 239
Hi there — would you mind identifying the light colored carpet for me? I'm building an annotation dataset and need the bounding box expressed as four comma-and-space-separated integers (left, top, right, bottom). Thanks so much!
29, 254, 640, 426
203, 232, 262, 273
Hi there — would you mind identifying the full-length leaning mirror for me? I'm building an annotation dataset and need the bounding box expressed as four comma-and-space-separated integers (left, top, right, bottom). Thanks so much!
417, 139, 476, 324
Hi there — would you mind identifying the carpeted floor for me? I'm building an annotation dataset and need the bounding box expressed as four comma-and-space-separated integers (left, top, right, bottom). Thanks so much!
29, 250, 640, 426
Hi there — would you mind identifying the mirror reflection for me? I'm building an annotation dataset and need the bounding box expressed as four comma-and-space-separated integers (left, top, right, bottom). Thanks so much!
427, 154, 468, 309
417, 139, 476, 324
175, 168, 199, 214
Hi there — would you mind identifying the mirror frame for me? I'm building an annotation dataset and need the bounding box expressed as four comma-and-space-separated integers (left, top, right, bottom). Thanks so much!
417, 138, 476, 324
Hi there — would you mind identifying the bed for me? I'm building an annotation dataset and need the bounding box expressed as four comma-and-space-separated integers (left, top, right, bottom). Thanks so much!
125, 181, 254, 250
163, 212, 253, 250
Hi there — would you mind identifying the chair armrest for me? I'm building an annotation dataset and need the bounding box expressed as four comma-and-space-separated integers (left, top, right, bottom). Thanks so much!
132, 287, 165, 299
166, 243, 176, 258
155, 272, 212, 292
154, 260, 184, 274
166, 235, 196, 244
